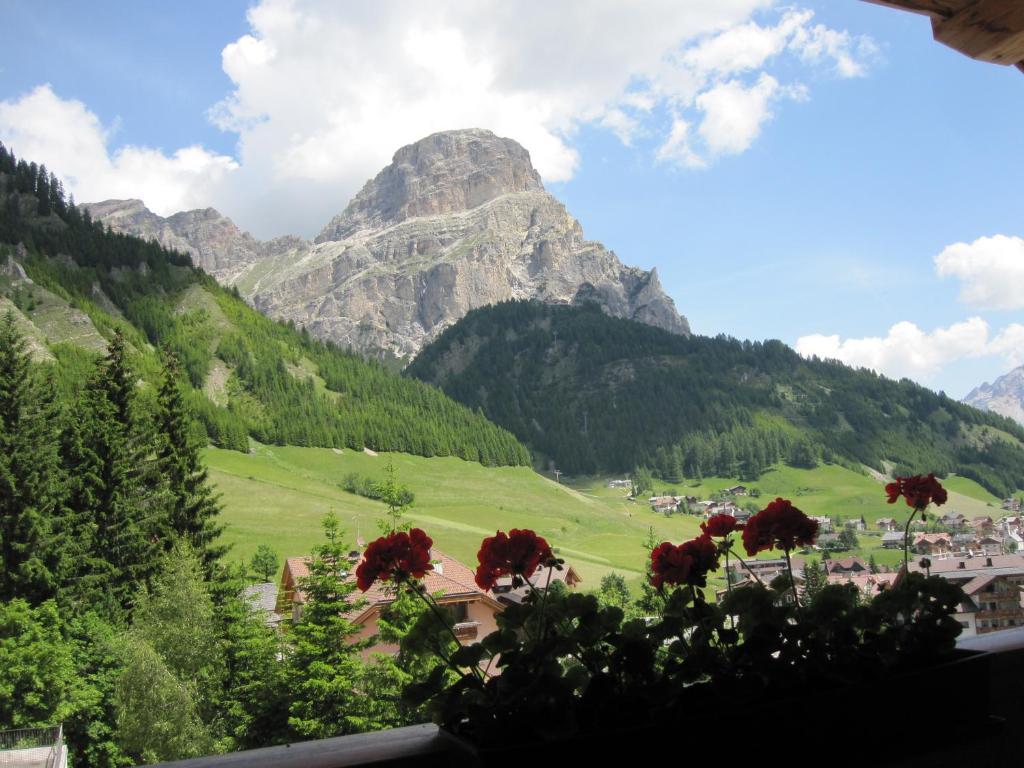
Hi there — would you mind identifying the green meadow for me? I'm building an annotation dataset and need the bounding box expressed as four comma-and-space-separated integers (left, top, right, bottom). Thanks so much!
207, 445, 1006, 589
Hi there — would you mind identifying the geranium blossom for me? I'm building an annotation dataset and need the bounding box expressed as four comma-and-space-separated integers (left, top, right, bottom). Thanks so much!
885, 474, 948, 511
701, 514, 742, 538
475, 529, 553, 590
650, 535, 719, 590
356, 528, 433, 591
742, 498, 818, 556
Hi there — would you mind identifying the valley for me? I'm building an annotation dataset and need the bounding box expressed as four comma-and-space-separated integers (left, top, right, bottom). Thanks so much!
208, 444, 1006, 592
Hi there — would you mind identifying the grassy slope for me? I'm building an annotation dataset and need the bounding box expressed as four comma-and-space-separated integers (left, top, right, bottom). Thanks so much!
208, 446, 1007, 591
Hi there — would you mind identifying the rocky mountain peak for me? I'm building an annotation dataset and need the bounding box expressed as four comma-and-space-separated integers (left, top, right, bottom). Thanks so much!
316, 129, 543, 243
964, 365, 1024, 426
86, 128, 689, 359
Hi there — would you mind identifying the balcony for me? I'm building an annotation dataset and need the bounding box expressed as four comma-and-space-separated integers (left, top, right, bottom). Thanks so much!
137, 629, 1024, 768
452, 620, 480, 641
0, 726, 67, 768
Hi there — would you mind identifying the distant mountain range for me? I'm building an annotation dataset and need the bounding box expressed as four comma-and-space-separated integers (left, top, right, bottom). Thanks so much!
964, 365, 1024, 426
85, 129, 688, 360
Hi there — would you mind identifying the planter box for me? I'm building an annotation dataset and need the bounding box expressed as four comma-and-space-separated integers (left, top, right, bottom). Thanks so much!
437, 649, 1002, 768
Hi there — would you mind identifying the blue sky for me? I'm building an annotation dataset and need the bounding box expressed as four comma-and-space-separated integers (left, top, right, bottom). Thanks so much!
1, 0, 1022, 398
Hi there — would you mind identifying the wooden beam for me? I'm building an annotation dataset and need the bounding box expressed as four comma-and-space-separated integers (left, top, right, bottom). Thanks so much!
931, 0, 1024, 65
860, 0, 973, 18
862, 0, 1024, 70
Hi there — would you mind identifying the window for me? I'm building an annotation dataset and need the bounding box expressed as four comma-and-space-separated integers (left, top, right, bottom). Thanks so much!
447, 602, 469, 623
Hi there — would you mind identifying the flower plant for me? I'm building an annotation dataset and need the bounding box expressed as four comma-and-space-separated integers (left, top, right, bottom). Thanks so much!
359, 486, 966, 751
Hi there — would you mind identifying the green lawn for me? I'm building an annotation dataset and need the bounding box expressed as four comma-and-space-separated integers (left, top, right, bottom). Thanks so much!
207, 446, 1008, 592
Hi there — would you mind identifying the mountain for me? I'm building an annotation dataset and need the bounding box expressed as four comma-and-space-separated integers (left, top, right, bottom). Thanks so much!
85, 129, 688, 359
964, 365, 1024, 426
0, 141, 530, 466
407, 300, 1024, 496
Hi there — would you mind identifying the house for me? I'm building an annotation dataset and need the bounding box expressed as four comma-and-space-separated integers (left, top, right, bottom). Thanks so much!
491, 564, 583, 606
811, 515, 833, 533
846, 518, 867, 532
978, 536, 1004, 556
278, 548, 505, 657
913, 533, 953, 556
940, 512, 968, 530
826, 571, 898, 600
725, 557, 805, 587
882, 531, 906, 549
725, 485, 748, 496
970, 516, 995, 536
1002, 498, 1022, 513
876, 517, 898, 532
607, 479, 632, 489
825, 556, 868, 577
909, 554, 1024, 637
242, 582, 283, 629
649, 496, 679, 514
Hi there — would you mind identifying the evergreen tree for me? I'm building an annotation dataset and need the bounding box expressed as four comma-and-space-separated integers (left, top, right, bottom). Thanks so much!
69, 332, 170, 609
802, 558, 827, 604
0, 312, 62, 603
155, 354, 224, 566
287, 512, 368, 738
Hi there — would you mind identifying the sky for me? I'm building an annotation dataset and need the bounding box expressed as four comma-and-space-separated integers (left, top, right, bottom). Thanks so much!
0, 0, 1022, 399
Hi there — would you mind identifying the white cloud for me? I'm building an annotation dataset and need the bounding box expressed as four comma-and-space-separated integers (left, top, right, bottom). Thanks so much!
1, 2, 877, 237
935, 234, 1024, 311
796, 317, 1024, 381
694, 74, 806, 157
0, 85, 237, 216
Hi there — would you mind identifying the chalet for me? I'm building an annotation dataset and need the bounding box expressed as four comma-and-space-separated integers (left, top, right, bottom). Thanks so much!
1002, 498, 1022, 513
909, 554, 1024, 637
881, 531, 906, 549
876, 517, 898, 532
278, 548, 505, 657
913, 533, 953, 556
724, 485, 748, 497
649, 496, 679, 514
978, 536, 1004, 556
826, 571, 898, 600
607, 479, 632, 489
846, 518, 867, 532
814, 532, 841, 550
726, 557, 805, 586
242, 582, 283, 629
491, 564, 583, 606
952, 533, 979, 553
970, 516, 996, 536
810, 516, 832, 533
940, 512, 968, 530
824, 557, 868, 577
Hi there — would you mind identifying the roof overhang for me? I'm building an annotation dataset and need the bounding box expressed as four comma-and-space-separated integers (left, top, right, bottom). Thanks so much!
863, 0, 1024, 72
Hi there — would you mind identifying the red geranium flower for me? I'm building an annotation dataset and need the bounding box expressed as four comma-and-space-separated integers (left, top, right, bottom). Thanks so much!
701, 513, 742, 538
650, 535, 720, 590
475, 529, 553, 591
885, 473, 948, 511
356, 528, 434, 591
742, 498, 818, 557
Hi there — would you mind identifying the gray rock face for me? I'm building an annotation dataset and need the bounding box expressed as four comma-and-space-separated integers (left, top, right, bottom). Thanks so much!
86, 129, 689, 358
82, 199, 301, 285
964, 366, 1024, 426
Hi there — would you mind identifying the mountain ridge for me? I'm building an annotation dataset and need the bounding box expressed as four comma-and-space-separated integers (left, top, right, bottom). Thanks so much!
964, 365, 1024, 426
84, 128, 688, 359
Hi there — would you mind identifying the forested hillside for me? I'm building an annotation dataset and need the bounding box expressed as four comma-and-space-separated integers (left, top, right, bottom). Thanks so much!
0, 142, 529, 466
408, 300, 1024, 496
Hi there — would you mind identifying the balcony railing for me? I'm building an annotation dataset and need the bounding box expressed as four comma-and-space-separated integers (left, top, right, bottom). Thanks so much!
452, 621, 480, 640
135, 629, 1024, 768
0, 725, 64, 768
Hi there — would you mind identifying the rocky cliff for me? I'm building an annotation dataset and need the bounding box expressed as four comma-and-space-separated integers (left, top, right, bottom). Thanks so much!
964, 365, 1024, 426
86, 129, 689, 358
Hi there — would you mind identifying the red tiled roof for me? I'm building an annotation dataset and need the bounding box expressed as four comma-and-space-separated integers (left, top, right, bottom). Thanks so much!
282, 548, 498, 620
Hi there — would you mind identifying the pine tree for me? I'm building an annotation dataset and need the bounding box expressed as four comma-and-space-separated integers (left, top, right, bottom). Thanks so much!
287, 512, 368, 738
802, 558, 827, 604
69, 332, 171, 609
155, 354, 224, 567
0, 312, 62, 604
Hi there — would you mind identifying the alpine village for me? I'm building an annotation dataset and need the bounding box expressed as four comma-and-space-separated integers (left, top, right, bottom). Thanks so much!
2, 2, 1024, 767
